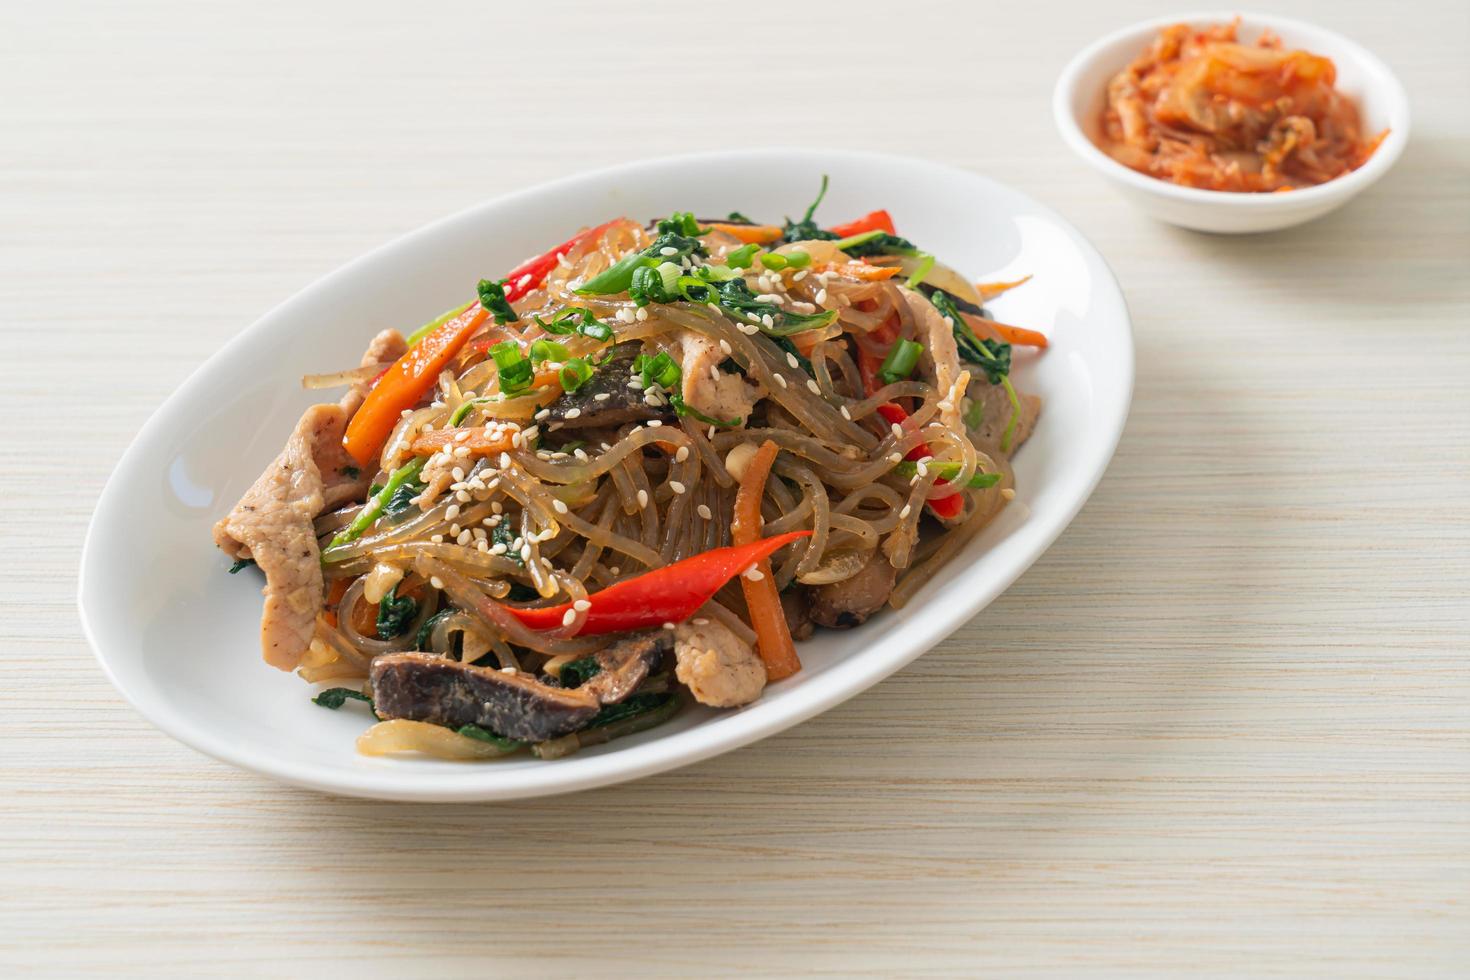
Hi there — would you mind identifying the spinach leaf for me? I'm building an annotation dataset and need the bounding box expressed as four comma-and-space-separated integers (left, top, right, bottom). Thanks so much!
558, 656, 603, 688
414, 608, 457, 651
839, 231, 920, 258
655, 212, 707, 236
714, 278, 838, 336
383, 478, 427, 520
312, 688, 373, 710
476, 278, 519, 324
770, 335, 815, 377
457, 724, 524, 750
228, 557, 256, 574
780, 175, 839, 243
726, 210, 756, 224
581, 692, 674, 729
489, 521, 523, 567
376, 585, 419, 640
927, 289, 1011, 383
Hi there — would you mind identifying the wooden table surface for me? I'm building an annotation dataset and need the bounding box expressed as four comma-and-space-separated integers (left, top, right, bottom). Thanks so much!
4, 0, 1467, 975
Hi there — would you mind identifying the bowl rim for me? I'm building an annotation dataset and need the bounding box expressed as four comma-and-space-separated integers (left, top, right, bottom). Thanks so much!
1052, 9, 1412, 207
76, 147, 1136, 802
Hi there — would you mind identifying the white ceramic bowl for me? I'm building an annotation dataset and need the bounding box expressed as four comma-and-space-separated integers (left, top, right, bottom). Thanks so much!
78, 149, 1134, 802
1054, 11, 1410, 233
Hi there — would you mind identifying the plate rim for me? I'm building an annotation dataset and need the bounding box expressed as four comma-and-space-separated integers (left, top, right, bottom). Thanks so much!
78, 147, 1134, 802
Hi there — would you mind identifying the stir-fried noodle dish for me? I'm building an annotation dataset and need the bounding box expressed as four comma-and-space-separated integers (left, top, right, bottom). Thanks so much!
215, 180, 1046, 761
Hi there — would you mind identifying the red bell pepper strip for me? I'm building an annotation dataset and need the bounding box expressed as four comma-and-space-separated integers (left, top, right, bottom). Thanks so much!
501, 219, 618, 302
508, 531, 812, 635
828, 209, 897, 239
342, 304, 488, 466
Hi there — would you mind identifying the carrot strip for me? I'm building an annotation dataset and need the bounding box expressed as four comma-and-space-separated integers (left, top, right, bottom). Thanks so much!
818, 262, 901, 282
960, 311, 1048, 349
975, 275, 1032, 302
705, 222, 783, 244
732, 440, 802, 680
408, 424, 522, 457
343, 305, 489, 467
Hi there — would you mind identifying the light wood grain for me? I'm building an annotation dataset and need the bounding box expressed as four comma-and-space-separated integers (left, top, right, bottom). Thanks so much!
3, 0, 1468, 975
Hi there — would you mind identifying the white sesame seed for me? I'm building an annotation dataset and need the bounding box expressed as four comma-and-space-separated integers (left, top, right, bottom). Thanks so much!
523, 426, 539, 442
445, 504, 460, 520
594, 392, 610, 401
738, 322, 760, 335
562, 608, 578, 626
635, 307, 649, 321
647, 420, 663, 428
454, 446, 471, 458
455, 490, 471, 503
490, 542, 507, 555
773, 374, 788, 389
806, 379, 821, 394
888, 452, 903, 463
916, 462, 929, 476
565, 407, 582, 420
840, 405, 852, 420
662, 621, 676, 631
573, 599, 592, 612
1001, 488, 1016, 500
553, 499, 569, 514
815, 288, 828, 304
719, 339, 733, 355
937, 400, 954, 412
659, 246, 678, 256
637, 489, 649, 509
430, 534, 444, 544
430, 576, 444, 589
520, 544, 532, 562
670, 481, 686, 494
534, 408, 550, 421
793, 270, 808, 282
697, 504, 712, 519
891, 423, 904, 438
452, 466, 466, 481
477, 540, 489, 552
900, 504, 912, 519
456, 530, 471, 546
499, 453, 511, 468
761, 314, 775, 328
450, 524, 461, 536
786, 353, 800, 369
743, 566, 764, 582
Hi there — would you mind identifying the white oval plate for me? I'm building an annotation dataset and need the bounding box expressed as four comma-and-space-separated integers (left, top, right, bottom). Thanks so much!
79, 149, 1133, 802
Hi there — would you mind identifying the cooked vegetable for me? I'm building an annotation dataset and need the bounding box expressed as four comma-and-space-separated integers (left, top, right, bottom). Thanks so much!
732, 440, 802, 680
312, 688, 373, 710
228, 557, 256, 574
827, 209, 897, 239
533, 306, 616, 342
575, 232, 703, 296
476, 278, 518, 325
342, 304, 489, 466
877, 338, 924, 385
705, 222, 782, 244
893, 461, 1002, 489
507, 531, 811, 634
324, 457, 427, 554
375, 584, 419, 639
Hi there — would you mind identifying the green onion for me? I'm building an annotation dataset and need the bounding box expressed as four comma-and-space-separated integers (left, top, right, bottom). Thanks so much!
636, 351, 681, 391
877, 338, 924, 385
574, 252, 651, 295
491, 340, 534, 395
449, 397, 490, 426
999, 375, 1021, 453
529, 338, 570, 364
406, 300, 476, 346
673, 399, 741, 428
476, 279, 518, 324
656, 212, 707, 236
904, 253, 936, 288
963, 398, 984, 429
892, 460, 1002, 489
324, 457, 426, 555
831, 229, 886, 252
725, 243, 760, 269
534, 307, 615, 343
558, 357, 595, 393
